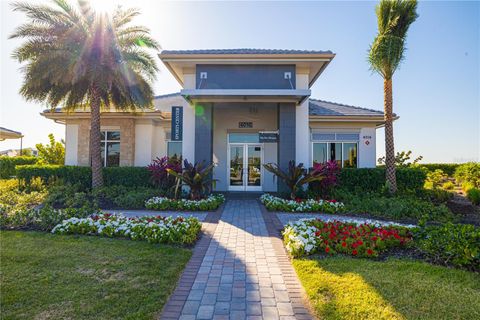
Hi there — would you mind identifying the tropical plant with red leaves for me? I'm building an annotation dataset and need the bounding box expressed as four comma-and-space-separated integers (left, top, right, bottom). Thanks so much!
310, 160, 340, 197
147, 156, 182, 191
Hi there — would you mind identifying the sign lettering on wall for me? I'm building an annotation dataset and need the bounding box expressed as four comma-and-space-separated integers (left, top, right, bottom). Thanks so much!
171, 106, 183, 141
259, 131, 279, 143
238, 122, 253, 128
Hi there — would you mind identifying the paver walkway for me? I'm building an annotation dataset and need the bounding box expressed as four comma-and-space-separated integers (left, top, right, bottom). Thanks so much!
161, 200, 312, 320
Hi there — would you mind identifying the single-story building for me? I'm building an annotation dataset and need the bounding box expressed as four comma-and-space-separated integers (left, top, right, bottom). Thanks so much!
42, 49, 395, 192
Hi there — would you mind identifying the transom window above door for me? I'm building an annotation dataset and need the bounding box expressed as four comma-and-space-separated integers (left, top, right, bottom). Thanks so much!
228, 133, 260, 143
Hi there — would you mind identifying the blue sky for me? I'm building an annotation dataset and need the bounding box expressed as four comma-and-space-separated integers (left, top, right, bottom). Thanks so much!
1, 0, 479, 163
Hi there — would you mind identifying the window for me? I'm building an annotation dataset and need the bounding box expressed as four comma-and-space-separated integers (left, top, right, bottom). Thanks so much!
312, 142, 358, 168
101, 131, 120, 167
167, 141, 182, 158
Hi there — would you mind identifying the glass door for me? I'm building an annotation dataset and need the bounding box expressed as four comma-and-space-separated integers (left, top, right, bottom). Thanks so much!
228, 143, 262, 191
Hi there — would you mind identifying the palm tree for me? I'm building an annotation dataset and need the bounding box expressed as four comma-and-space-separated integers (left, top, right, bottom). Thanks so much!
10, 0, 159, 188
368, 0, 418, 193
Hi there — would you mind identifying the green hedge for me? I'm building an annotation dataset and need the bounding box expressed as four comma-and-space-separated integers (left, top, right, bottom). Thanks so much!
419, 163, 460, 176
0, 156, 38, 179
338, 167, 426, 192
16, 165, 152, 189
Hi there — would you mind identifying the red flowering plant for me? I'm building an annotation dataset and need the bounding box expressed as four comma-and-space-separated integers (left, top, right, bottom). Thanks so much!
283, 218, 413, 257
147, 156, 182, 191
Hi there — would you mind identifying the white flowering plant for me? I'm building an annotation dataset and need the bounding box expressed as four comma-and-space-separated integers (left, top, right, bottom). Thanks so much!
145, 194, 224, 211
51, 213, 202, 245
260, 194, 345, 213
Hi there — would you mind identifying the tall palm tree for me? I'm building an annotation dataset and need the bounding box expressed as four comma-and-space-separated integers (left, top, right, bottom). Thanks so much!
10, 0, 159, 188
368, 0, 418, 193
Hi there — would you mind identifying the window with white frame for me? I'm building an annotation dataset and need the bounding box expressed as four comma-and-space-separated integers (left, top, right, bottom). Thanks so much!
165, 131, 182, 158
312, 132, 358, 168
100, 131, 120, 167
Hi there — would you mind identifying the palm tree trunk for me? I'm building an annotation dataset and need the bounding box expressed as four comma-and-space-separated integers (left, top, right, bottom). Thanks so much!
90, 86, 103, 188
384, 78, 397, 193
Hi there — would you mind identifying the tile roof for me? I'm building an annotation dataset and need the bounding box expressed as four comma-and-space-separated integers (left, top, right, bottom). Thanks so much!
160, 48, 333, 55
309, 99, 385, 117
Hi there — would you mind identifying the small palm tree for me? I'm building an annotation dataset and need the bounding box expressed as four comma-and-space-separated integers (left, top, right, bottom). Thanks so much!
11, 0, 160, 188
368, 0, 418, 193
167, 159, 217, 200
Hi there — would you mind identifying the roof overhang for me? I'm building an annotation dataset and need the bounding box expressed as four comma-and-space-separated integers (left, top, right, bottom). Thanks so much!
159, 52, 335, 88
181, 89, 311, 104
0, 128, 23, 141
41, 110, 168, 124
309, 115, 400, 128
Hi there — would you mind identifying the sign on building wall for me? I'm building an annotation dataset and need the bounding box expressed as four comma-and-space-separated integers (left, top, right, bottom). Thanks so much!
238, 122, 253, 128
259, 131, 279, 143
171, 106, 183, 141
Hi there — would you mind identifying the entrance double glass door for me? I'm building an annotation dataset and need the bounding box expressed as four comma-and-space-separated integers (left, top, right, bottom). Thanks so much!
229, 144, 262, 191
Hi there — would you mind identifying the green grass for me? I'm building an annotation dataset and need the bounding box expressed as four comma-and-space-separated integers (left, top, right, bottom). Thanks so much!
0, 231, 191, 319
293, 256, 480, 320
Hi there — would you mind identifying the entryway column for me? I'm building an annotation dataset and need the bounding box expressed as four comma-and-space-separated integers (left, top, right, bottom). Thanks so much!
194, 102, 214, 165
278, 103, 296, 193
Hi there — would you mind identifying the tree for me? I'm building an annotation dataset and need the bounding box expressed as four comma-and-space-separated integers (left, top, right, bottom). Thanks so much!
368, 0, 418, 193
377, 150, 423, 167
36, 133, 65, 164
11, 0, 159, 188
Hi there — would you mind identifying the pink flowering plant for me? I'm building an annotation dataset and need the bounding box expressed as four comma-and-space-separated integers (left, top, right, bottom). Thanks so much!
51, 213, 201, 245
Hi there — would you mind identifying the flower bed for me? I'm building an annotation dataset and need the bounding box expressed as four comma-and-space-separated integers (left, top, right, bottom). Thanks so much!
283, 218, 412, 257
260, 194, 344, 213
145, 194, 224, 211
52, 213, 201, 245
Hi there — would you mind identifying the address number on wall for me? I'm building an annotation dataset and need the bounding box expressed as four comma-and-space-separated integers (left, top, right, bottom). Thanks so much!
238, 122, 253, 128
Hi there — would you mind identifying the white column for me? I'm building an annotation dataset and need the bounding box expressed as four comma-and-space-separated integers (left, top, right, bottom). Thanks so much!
65, 124, 78, 165
295, 73, 310, 167
134, 122, 153, 166
359, 127, 377, 167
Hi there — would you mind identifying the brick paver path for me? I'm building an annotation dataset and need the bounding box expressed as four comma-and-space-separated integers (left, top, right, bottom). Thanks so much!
161, 200, 312, 320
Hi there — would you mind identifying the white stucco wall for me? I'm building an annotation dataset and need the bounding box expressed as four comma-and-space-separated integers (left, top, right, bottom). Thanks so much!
359, 127, 377, 167
134, 122, 153, 166
212, 103, 278, 192
152, 125, 167, 159
65, 124, 78, 165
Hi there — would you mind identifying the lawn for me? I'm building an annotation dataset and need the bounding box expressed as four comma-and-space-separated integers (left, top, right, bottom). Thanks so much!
294, 256, 480, 320
0, 231, 191, 319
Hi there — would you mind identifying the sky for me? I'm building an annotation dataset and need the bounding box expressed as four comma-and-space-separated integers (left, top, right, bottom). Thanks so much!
0, 0, 479, 163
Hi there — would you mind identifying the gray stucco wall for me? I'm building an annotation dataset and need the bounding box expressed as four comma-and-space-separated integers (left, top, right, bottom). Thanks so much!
212, 103, 278, 192
194, 103, 213, 165
196, 65, 296, 90
278, 103, 296, 193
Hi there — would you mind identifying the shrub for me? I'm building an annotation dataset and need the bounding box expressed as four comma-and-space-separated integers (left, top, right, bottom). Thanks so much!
378, 150, 423, 167
167, 160, 217, 200
413, 223, 480, 271
338, 167, 426, 193
145, 194, 225, 211
260, 194, 344, 213
419, 163, 460, 176
16, 165, 154, 189
442, 181, 455, 190
35, 133, 65, 165
309, 160, 340, 198
454, 162, 480, 188
263, 161, 324, 200
283, 219, 412, 257
52, 213, 202, 245
424, 169, 448, 189
147, 156, 182, 190
0, 156, 38, 178
466, 188, 480, 205
333, 189, 454, 223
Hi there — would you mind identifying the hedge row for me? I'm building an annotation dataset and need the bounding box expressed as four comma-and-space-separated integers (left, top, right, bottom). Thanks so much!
418, 163, 460, 176
16, 165, 152, 189
338, 167, 426, 192
0, 156, 38, 179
